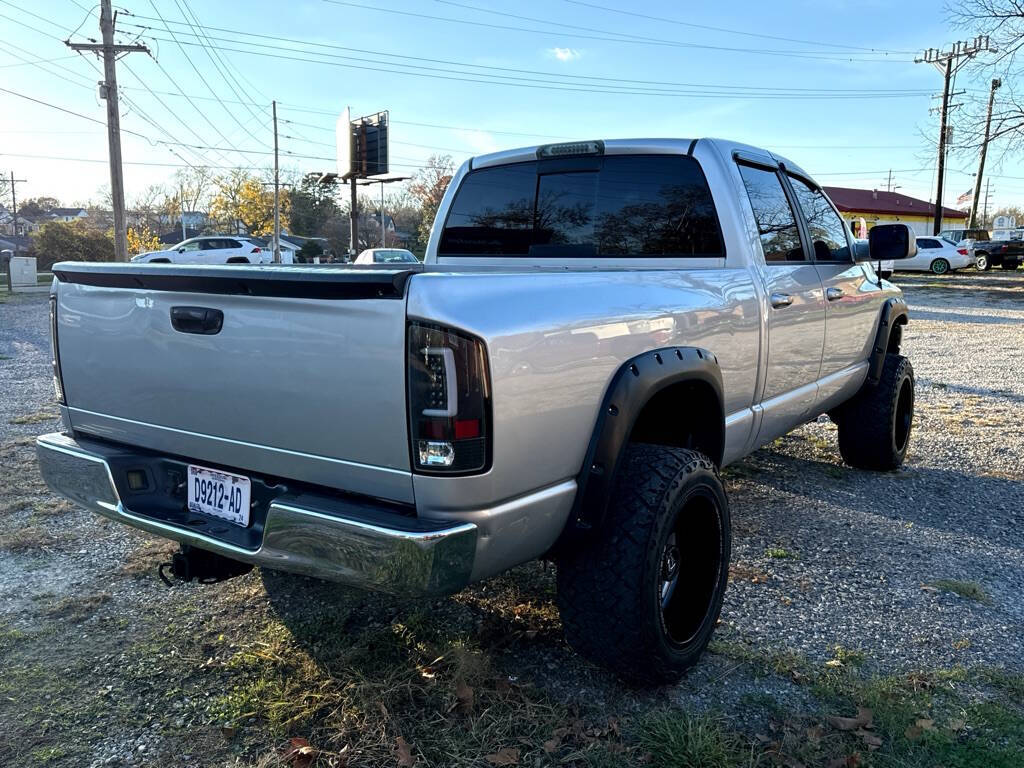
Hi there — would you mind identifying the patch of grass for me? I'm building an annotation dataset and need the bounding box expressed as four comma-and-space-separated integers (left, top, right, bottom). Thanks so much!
765, 547, 797, 560
930, 579, 990, 603
29, 746, 67, 763
634, 711, 758, 768
45, 592, 110, 622
0, 525, 57, 552
8, 410, 59, 425
119, 536, 178, 578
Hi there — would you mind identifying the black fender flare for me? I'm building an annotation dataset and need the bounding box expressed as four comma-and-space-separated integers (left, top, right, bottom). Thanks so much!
556, 346, 725, 550
867, 297, 908, 384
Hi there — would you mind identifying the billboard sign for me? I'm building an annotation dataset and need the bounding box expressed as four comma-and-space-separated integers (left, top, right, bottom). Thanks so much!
337, 108, 389, 179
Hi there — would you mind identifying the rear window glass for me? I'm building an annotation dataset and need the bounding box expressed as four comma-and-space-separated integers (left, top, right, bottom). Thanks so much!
438, 155, 724, 258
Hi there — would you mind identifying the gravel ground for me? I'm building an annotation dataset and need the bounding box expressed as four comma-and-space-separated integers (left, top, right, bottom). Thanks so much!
1, 271, 1022, 767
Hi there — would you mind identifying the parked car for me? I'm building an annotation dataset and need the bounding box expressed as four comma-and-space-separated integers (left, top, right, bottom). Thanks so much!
38, 138, 918, 684
353, 247, 419, 264
973, 233, 1023, 271
938, 227, 990, 245
892, 237, 973, 274
132, 236, 270, 265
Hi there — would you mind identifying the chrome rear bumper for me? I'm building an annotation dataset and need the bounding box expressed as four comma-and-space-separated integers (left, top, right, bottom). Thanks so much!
36, 432, 477, 596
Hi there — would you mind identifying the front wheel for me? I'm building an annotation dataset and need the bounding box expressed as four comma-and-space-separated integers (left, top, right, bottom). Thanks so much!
556, 445, 730, 685
836, 354, 914, 470
930, 258, 950, 275
976, 252, 990, 271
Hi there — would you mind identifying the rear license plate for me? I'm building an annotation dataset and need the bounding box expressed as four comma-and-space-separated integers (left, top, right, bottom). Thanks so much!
187, 464, 251, 527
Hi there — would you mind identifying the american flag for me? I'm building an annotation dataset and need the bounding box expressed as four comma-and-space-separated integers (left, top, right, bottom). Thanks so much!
956, 189, 974, 206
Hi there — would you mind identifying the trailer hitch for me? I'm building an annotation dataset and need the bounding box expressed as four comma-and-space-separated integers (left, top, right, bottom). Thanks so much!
158, 544, 253, 586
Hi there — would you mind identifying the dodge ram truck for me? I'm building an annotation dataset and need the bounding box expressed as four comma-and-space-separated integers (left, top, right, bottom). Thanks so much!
37, 138, 918, 684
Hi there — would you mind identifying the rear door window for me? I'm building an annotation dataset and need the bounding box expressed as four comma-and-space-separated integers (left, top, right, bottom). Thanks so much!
438, 155, 724, 258
737, 164, 805, 263
918, 239, 941, 249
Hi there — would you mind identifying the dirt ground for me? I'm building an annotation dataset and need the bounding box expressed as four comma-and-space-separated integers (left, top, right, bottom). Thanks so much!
1, 271, 1022, 768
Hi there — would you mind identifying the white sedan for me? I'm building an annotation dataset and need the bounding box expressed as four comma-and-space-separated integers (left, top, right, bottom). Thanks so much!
353, 248, 419, 265
131, 236, 270, 265
894, 237, 973, 275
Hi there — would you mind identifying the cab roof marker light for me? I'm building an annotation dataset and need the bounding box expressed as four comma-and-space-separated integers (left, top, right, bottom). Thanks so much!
536, 140, 605, 158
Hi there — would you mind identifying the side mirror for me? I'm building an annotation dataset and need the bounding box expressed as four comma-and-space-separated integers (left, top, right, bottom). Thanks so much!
868, 224, 917, 260
178, 247, 186, 253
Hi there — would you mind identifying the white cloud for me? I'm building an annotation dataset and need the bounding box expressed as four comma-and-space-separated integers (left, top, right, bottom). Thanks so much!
457, 129, 500, 155
548, 47, 582, 62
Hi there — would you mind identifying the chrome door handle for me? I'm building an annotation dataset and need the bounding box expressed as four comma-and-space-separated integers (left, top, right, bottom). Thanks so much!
770, 292, 794, 308
826, 287, 845, 301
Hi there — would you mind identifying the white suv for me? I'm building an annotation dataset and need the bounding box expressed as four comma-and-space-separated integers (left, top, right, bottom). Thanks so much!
132, 236, 270, 265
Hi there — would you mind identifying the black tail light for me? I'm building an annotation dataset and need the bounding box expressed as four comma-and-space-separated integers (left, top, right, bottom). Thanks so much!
407, 323, 491, 474
49, 295, 66, 405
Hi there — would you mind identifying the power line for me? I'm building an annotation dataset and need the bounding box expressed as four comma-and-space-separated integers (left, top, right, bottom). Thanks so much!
557, 0, 915, 54
120, 17, 932, 98
321, 0, 912, 62
167, 0, 269, 148
146, 0, 250, 153
128, 33, 932, 101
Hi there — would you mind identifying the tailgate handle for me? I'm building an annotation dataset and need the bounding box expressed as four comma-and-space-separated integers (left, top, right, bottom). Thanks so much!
171, 306, 224, 335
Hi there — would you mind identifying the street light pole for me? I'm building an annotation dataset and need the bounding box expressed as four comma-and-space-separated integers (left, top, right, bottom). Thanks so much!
273, 100, 281, 263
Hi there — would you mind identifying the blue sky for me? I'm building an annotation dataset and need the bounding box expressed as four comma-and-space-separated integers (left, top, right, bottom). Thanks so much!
1, 0, 1022, 212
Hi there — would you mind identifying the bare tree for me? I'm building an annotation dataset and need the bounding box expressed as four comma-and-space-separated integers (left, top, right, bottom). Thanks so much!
408, 155, 455, 248
951, 1, 1024, 148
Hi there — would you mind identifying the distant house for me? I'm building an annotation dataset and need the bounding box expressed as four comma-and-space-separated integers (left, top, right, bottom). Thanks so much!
823, 187, 968, 238
48, 207, 88, 223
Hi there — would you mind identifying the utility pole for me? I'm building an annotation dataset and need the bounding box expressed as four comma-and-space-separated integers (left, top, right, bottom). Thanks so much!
8, 171, 26, 239
66, 0, 148, 261
179, 186, 187, 241
969, 78, 1001, 228
917, 36, 995, 235
350, 176, 358, 256
886, 170, 893, 192
272, 100, 281, 263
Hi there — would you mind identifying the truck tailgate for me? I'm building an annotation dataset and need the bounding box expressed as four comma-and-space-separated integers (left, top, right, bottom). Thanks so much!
53, 264, 417, 503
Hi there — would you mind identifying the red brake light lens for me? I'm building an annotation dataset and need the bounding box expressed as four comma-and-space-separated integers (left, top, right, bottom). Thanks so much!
251, 246, 261, 253
958, 248, 968, 255
407, 323, 491, 474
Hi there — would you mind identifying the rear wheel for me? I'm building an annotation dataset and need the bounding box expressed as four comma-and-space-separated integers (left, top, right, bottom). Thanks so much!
930, 258, 950, 275
556, 445, 730, 685
836, 354, 914, 471
975, 252, 990, 271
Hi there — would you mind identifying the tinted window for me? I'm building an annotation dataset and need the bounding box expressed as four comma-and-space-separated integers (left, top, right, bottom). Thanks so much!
179, 240, 201, 252
918, 238, 941, 249
224, 239, 242, 249
737, 164, 805, 263
788, 176, 851, 262
438, 155, 724, 257
440, 163, 537, 255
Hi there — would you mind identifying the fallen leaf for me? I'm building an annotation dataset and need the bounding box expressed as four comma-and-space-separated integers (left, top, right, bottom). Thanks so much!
827, 708, 873, 731
542, 738, 560, 754
455, 677, 474, 714
395, 736, 415, 767
948, 718, 966, 732
825, 659, 843, 668
916, 718, 935, 731
826, 755, 861, 768
607, 716, 621, 736
219, 726, 237, 739
282, 737, 318, 768
905, 725, 923, 741
806, 725, 824, 745
484, 747, 519, 765
495, 677, 512, 694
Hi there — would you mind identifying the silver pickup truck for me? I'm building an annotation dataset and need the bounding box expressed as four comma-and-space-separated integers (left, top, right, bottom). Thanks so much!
37, 138, 918, 684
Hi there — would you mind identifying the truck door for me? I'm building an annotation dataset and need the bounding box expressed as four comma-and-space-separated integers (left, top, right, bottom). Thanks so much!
786, 174, 880, 398
736, 162, 825, 443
